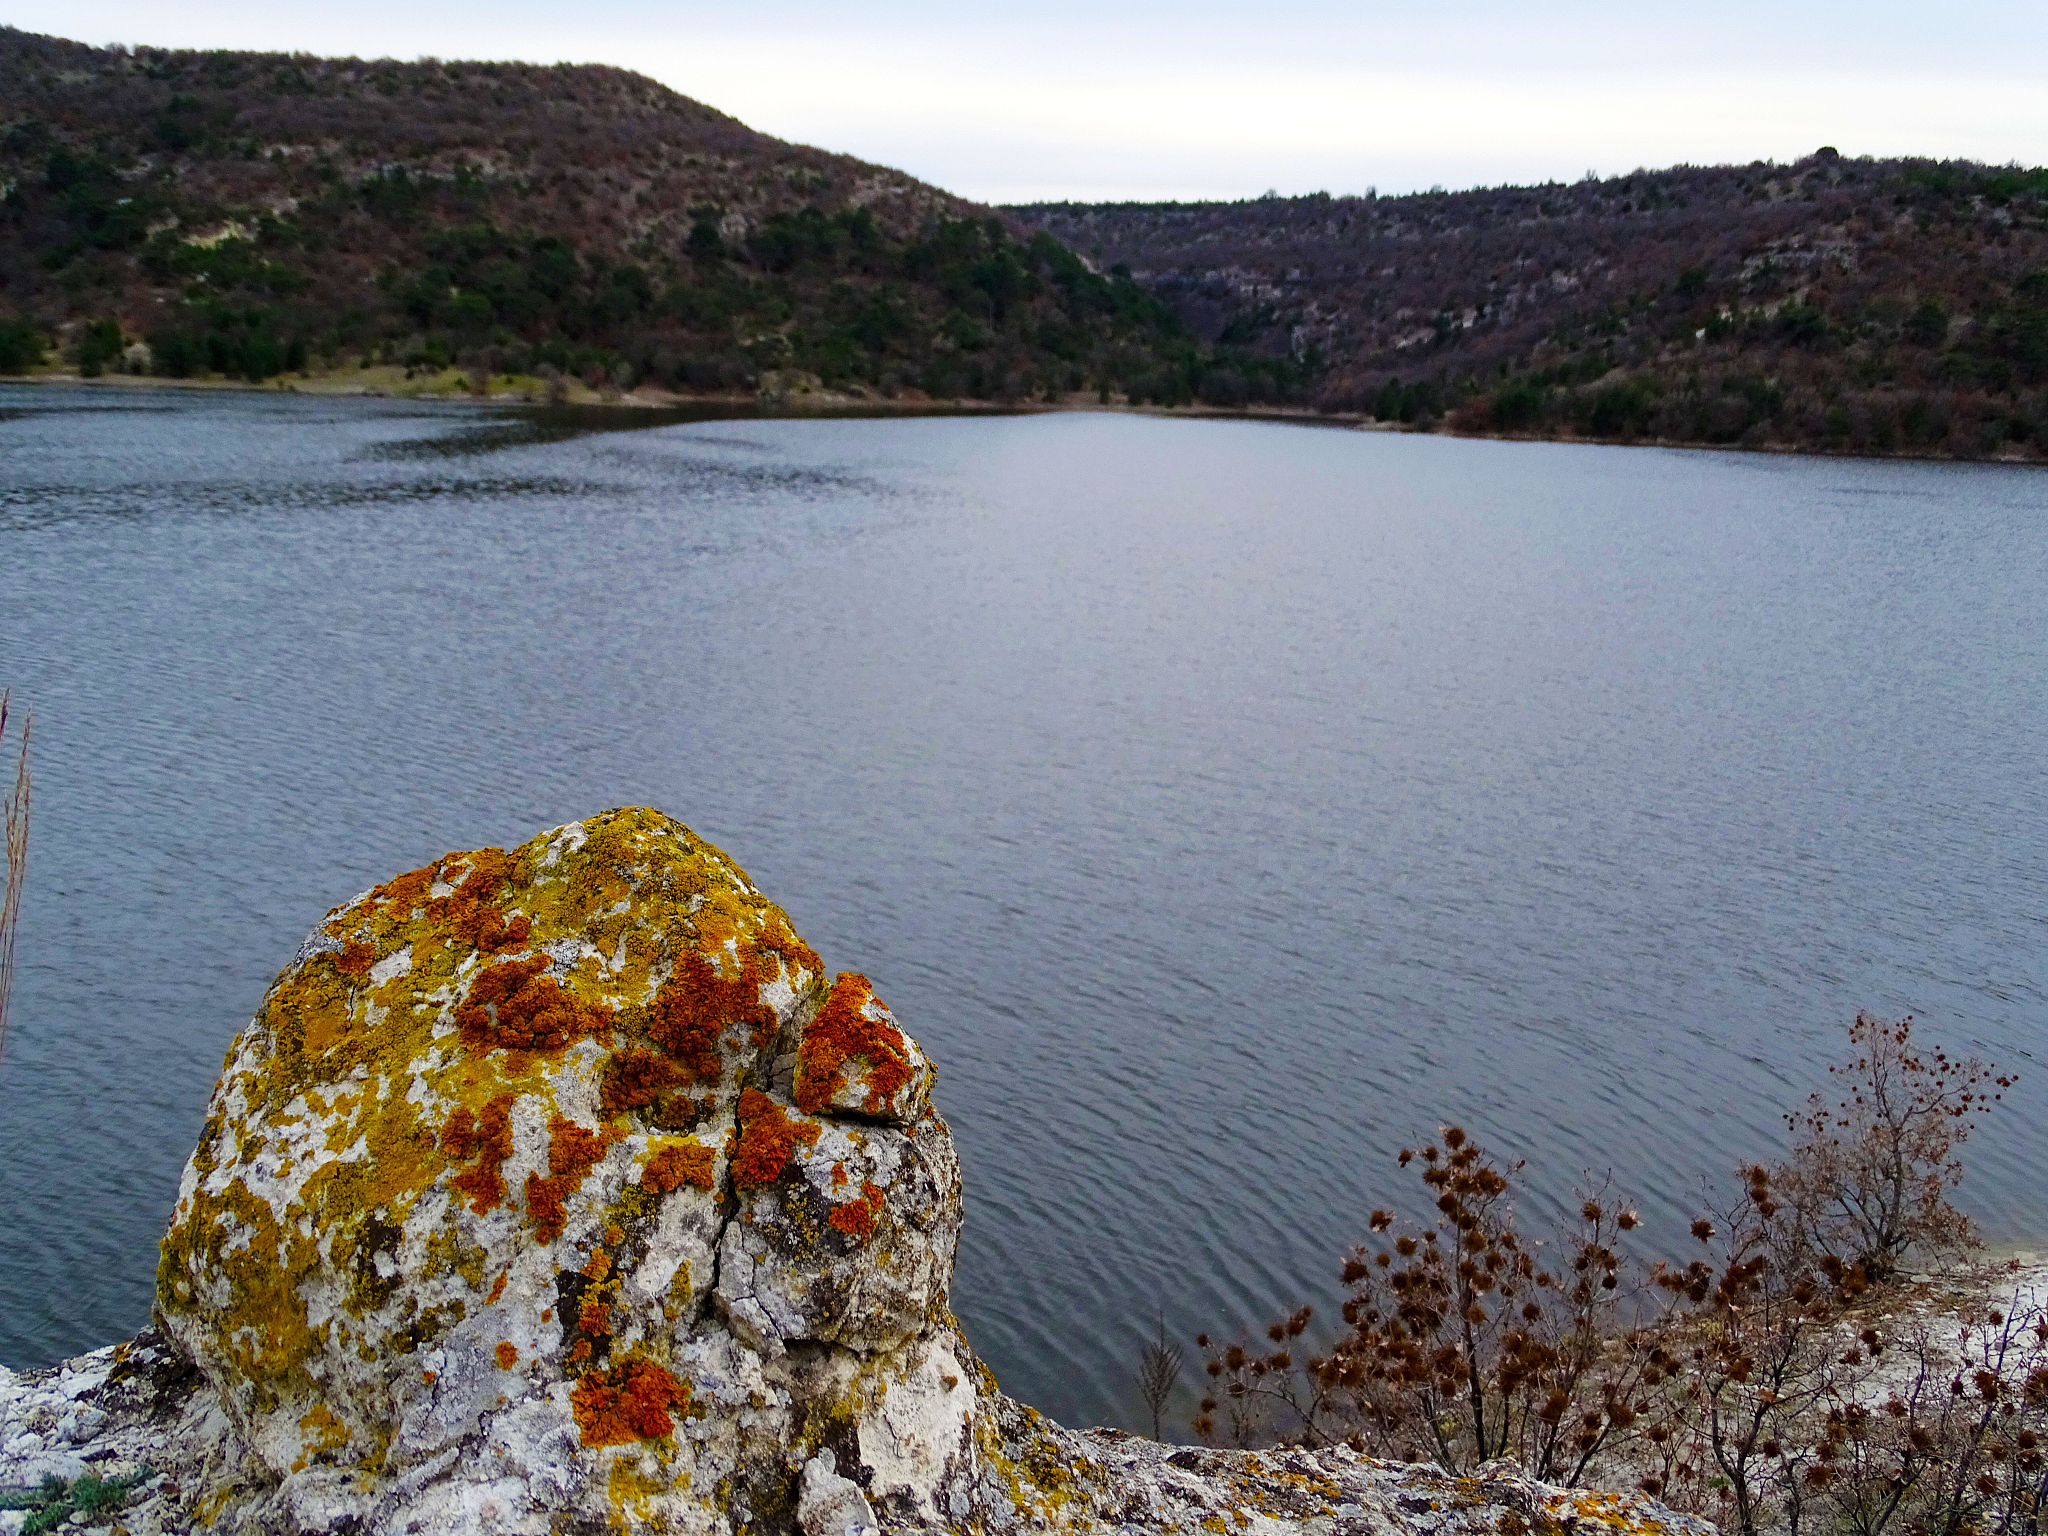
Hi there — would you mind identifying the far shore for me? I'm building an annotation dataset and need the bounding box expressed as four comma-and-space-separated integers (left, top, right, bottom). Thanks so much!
3, 366, 2042, 465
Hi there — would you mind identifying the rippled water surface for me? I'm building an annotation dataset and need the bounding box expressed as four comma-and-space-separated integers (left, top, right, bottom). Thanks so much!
1, 385, 2044, 1430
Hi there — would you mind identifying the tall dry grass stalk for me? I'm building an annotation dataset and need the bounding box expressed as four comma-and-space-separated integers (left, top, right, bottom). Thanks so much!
0, 689, 29, 1071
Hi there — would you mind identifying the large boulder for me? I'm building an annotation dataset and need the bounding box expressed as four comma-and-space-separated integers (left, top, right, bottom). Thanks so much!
0, 808, 1717, 1536
147, 807, 976, 1534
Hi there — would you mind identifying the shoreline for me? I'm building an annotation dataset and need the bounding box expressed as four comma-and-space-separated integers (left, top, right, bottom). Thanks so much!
7, 368, 2042, 466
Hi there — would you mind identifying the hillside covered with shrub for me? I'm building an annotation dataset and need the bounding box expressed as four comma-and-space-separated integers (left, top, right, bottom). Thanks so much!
0, 28, 1313, 403
1013, 154, 2048, 457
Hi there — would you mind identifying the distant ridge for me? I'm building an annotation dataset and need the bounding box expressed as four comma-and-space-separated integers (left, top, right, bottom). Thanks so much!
1011, 155, 2048, 457
0, 29, 1297, 404
5, 25, 2042, 455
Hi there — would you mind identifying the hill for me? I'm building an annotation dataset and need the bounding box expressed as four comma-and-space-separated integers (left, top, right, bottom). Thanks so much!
0, 29, 1283, 404
1010, 154, 2048, 457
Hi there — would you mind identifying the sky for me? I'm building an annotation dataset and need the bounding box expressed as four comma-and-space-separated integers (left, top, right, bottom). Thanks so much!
9, 0, 2048, 205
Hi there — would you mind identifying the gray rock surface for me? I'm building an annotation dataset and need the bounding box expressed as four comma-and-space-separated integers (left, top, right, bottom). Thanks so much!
0, 809, 1717, 1536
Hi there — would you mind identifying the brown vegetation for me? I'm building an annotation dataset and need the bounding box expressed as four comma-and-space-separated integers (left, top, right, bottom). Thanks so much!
1191, 1018, 2036, 1536
1776, 1015, 2010, 1282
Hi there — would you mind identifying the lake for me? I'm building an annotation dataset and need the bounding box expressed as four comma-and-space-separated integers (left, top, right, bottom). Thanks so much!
0, 384, 2043, 1433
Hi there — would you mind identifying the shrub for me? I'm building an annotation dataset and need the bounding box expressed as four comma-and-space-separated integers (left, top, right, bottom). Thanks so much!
0, 319, 44, 372
75, 317, 123, 376
0, 691, 27, 1071
1772, 1014, 2006, 1282
1493, 379, 1546, 429
1187, 1014, 2016, 1531
1196, 1129, 1666, 1482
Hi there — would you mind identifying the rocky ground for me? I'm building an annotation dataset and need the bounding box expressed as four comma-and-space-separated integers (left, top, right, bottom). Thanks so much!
0, 1329, 1716, 1536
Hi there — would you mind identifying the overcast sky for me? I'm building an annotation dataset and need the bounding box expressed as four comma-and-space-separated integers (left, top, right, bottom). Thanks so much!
11, 0, 2047, 204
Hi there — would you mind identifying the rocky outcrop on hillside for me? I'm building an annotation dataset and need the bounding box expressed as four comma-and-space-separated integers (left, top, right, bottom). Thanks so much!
0, 808, 1714, 1536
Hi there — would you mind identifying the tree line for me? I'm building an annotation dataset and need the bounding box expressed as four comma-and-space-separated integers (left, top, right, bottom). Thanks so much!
1015, 152, 2048, 457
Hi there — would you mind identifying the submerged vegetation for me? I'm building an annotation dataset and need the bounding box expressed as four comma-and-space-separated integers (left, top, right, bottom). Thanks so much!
1191, 1017, 2036, 1536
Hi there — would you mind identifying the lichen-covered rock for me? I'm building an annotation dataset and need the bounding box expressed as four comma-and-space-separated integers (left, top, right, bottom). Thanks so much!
0, 808, 1722, 1536
791, 974, 933, 1125
145, 808, 981, 1535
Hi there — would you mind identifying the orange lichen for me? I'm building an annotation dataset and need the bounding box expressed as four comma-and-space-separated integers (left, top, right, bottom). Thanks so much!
334, 939, 376, 979
830, 1160, 848, 1188
648, 948, 776, 1081
457, 904, 530, 953
570, 1359, 688, 1447
439, 1105, 482, 1161
731, 1087, 820, 1187
828, 1180, 889, 1242
486, 1272, 508, 1305
457, 956, 610, 1053
428, 848, 533, 954
365, 865, 433, 915
495, 1341, 518, 1369
605, 1223, 624, 1245
525, 1116, 623, 1243
600, 1048, 687, 1114
567, 1338, 592, 1364
578, 1297, 613, 1337
795, 972, 917, 1115
449, 1094, 516, 1213
641, 1142, 716, 1194
757, 906, 822, 983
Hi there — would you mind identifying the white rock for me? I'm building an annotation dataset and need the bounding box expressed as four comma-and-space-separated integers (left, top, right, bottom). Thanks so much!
798, 1450, 880, 1536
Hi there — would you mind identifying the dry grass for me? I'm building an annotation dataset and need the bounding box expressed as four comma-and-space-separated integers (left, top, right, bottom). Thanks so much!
0, 689, 30, 1071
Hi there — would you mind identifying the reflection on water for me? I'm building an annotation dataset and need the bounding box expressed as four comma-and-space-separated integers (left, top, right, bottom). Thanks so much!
356, 401, 774, 460
1, 385, 2043, 1436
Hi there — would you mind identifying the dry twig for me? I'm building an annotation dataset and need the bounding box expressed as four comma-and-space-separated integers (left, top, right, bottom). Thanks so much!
0, 689, 30, 1071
